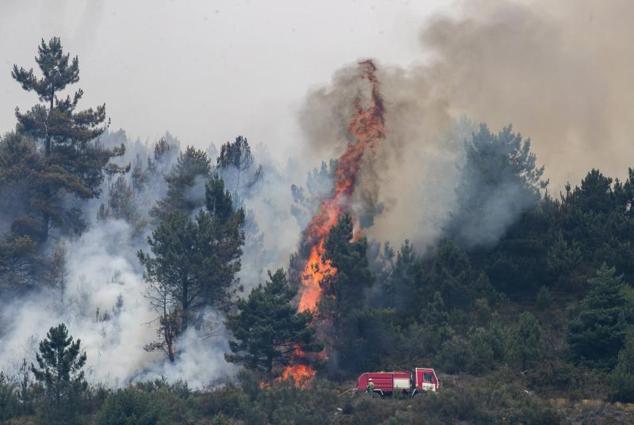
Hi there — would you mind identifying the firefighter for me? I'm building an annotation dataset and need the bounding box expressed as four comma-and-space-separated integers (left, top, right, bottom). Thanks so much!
366, 378, 375, 393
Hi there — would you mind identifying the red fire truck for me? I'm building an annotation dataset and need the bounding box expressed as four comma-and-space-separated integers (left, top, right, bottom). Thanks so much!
356, 368, 440, 397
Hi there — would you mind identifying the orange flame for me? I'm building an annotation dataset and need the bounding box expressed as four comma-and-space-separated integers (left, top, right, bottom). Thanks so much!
282, 59, 385, 384
298, 59, 384, 314
279, 364, 317, 387
298, 241, 335, 313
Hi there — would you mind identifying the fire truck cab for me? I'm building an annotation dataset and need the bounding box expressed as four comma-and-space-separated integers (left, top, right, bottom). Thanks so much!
413, 367, 440, 394
357, 368, 439, 397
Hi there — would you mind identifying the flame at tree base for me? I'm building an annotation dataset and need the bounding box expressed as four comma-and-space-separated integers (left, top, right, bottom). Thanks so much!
279, 364, 316, 387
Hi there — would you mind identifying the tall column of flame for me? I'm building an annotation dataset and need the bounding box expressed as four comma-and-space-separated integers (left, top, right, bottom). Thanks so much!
281, 60, 385, 385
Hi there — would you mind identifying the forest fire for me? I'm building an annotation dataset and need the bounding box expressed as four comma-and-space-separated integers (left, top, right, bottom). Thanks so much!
280, 364, 317, 386
282, 59, 386, 384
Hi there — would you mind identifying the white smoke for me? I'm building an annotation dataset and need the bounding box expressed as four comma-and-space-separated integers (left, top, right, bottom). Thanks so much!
0, 214, 237, 388
0, 133, 243, 389
0, 127, 309, 388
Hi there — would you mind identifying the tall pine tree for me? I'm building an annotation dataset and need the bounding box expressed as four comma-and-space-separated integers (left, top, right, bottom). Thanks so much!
322, 214, 375, 374
226, 269, 322, 374
11, 37, 125, 240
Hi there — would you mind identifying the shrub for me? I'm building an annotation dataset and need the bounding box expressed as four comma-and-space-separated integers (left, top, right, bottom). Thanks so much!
96, 388, 159, 425
536, 286, 553, 310
0, 373, 20, 421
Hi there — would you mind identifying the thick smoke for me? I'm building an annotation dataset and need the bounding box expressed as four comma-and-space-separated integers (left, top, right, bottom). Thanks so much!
0, 133, 237, 388
421, 0, 634, 188
217, 141, 302, 291
0, 129, 303, 388
0, 220, 232, 388
301, 0, 634, 250
299, 62, 465, 250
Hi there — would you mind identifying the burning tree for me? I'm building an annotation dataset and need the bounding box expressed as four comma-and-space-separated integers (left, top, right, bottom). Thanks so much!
226, 269, 322, 375
282, 60, 386, 384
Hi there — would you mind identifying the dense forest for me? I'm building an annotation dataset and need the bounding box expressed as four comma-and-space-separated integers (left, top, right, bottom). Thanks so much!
1, 37, 634, 425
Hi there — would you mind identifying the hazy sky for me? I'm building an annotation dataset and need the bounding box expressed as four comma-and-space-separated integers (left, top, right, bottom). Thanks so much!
0, 0, 447, 160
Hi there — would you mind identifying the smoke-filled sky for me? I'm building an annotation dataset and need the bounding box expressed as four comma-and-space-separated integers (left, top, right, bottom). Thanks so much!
0, 0, 447, 162
2, 0, 633, 189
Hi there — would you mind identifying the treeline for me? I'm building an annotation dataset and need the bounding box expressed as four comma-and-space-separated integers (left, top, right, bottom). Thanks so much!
1, 38, 634, 424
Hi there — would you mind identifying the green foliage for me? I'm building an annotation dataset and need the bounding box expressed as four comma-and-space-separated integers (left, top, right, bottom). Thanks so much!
383, 240, 419, 317
96, 388, 159, 425
511, 312, 544, 370
150, 146, 210, 221
609, 333, 634, 402
206, 174, 237, 224
449, 124, 546, 248
546, 232, 584, 289
0, 233, 41, 291
31, 323, 87, 425
437, 321, 509, 374
0, 372, 21, 421
216, 136, 262, 201
139, 176, 244, 361
322, 214, 375, 375
217, 136, 254, 171
11, 37, 125, 240
226, 269, 322, 373
568, 265, 634, 369
101, 381, 195, 425
421, 240, 492, 312
98, 175, 142, 227
323, 214, 373, 311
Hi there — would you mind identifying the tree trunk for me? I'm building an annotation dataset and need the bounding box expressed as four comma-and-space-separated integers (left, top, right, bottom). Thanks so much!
181, 278, 189, 333
41, 90, 54, 241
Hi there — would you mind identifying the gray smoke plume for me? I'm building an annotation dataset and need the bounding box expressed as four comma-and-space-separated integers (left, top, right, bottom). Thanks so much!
301, 0, 634, 250
0, 133, 239, 389
421, 0, 634, 188
0, 130, 304, 388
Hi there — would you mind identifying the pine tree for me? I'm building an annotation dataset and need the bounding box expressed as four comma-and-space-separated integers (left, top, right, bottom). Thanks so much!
323, 213, 373, 315
199, 175, 245, 305
566, 169, 615, 214
568, 264, 634, 369
511, 312, 544, 370
384, 240, 419, 316
31, 323, 87, 425
139, 176, 244, 361
226, 269, 322, 374
448, 124, 547, 248
11, 37, 126, 240
98, 175, 141, 227
216, 136, 262, 202
421, 240, 487, 311
322, 214, 375, 374
150, 146, 210, 221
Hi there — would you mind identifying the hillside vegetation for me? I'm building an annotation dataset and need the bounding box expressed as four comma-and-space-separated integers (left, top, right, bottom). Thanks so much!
1, 38, 634, 425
